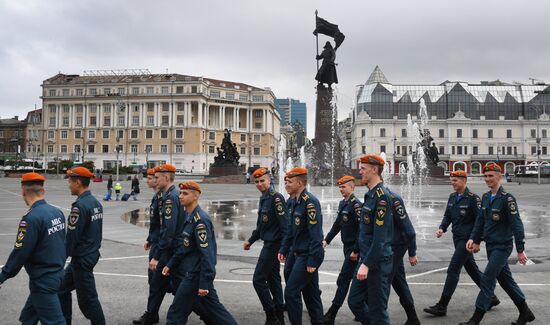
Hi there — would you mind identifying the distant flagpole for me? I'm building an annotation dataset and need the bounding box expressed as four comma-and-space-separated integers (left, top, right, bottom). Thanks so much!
315, 9, 319, 72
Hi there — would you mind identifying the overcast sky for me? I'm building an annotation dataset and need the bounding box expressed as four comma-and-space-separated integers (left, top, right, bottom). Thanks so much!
1, 0, 549, 136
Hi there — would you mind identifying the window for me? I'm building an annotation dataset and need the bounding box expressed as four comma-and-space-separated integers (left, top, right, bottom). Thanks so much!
531, 146, 537, 155
162, 103, 169, 112
102, 130, 109, 139
90, 116, 97, 126
457, 129, 462, 138
49, 105, 56, 113
473, 129, 478, 139
103, 88, 111, 95
117, 88, 125, 95
489, 147, 494, 155
531, 129, 536, 138
240, 134, 246, 142
507, 146, 512, 155
240, 147, 246, 155
160, 145, 168, 153
61, 145, 67, 153
146, 130, 153, 139
103, 104, 111, 113
48, 130, 55, 139
362, 146, 366, 154
211, 90, 220, 98
380, 145, 386, 153
88, 130, 95, 139
49, 89, 56, 96
146, 87, 154, 94
103, 117, 111, 126
161, 87, 169, 94
118, 116, 125, 126
117, 130, 124, 139
88, 145, 95, 153
452, 146, 455, 155
75, 130, 82, 139
89, 88, 97, 96
506, 129, 512, 139
145, 145, 153, 153
49, 117, 56, 127
457, 146, 463, 155
488, 129, 493, 138
514, 146, 518, 155
226, 93, 234, 100
62, 117, 69, 126
239, 94, 248, 101
160, 130, 168, 138
175, 130, 183, 138
177, 102, 185, 112
252, 95, 263, 102
132, 116, 139, 126
254, 147, 260, 155
74, 145, 81, 153
147, 116, 154, 126
543, 129, 548, 138
401, 129, 406, 137
176, 115, 184, 125
147, 103, 155, 112
208, 145, 215, 154
473, 146, 478, 155
543, 147, 548, 155
161, 116, 169, 126
62, 89, 70, 96
131, 130, 138, 139
116, 144, 124, 152
175, 144, 183, 153
254, 134, 261, 142
465, 146, 468, 155
132, 104, 139, 113
439, 129, 445, 138
61, 130, 68, 139
131, 144, 138, 153
89, 104, 97, 113
396, 146, 401, 155
380, 128, 386, 137
102, 145, 109, 153
361, 129, 366, 137
76, 116, 82, 126
176, 86, 184, 94
191, 86, 198, 93
47, 145, 54, 153
209, 132, 215, 140
132, 87, 140, 95
439, 146, 444, 155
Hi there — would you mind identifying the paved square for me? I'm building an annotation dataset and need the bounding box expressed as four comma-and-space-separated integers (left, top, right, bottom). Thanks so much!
0, 177, 548, 324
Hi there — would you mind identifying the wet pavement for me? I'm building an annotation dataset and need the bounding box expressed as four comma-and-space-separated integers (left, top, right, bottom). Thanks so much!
1, 177, 549, 324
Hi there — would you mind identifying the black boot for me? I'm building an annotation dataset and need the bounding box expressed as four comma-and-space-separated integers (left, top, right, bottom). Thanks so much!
512, 301, 535, 325
488, 296, 500, 310
323, 304, 340, 324
275, 309, 285, 325
423, 303, 447, 317
403, 304, 421, 325
139, 312, 160, 325
459, 308, 485, 325
265, 310, 281, 325
134, 312, 159, 325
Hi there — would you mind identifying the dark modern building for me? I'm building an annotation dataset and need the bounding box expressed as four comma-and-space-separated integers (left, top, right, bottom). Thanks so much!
274, 98, 307, 136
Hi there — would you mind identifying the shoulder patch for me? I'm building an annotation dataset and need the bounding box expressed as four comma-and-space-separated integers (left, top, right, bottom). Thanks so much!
376, 187, 385, 198
378, 199, 387, 206
376, 206, 387, 226
307, 203, 317, 225
164, 200, 173, 219
67, 206, 80, 230
196, 225, 208, 247
275, 200, 285, 216
507, 196, 518, 214
274, 196, 282, 203
393, 199, 401, 207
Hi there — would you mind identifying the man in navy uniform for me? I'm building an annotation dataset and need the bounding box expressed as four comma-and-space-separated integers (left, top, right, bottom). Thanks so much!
347, 154, 393, 325
243, 167, 288, 325
162, 181, 237, 325
133, 167, 162, 324
278, 167, 324, 325
322, 175, 362, 325
386, 189, 420, 325
136, 164, 184, 325
0, 172, 66, 325
425, 170, 499, 317
59, 166, 105, 325
460, 164, 535, 325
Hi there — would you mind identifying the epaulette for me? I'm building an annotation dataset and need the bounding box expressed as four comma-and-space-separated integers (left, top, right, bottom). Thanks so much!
501, 191, 508, 195
350, 195, 356, 202
269, 187, 276, 196
468, 192, 476, 196
193, 213, 201, 223
301, 192, 310, 201
376, 187, 385, 198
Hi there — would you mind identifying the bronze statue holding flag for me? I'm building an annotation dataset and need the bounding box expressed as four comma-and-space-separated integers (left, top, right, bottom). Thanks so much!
313, 12, 345, 86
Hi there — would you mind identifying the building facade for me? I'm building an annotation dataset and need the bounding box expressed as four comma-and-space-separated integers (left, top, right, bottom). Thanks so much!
24, 109, 43, 163
41, 71, 281, 173
0, 116, 26, 163
274, 98, 307, 135
352, 66, 550, 174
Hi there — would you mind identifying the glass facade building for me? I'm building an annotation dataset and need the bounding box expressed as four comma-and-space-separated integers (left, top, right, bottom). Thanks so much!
274, 98, 307, 135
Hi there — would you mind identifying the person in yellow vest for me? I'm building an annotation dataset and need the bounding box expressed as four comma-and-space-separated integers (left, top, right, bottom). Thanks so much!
114, 182, 122, 201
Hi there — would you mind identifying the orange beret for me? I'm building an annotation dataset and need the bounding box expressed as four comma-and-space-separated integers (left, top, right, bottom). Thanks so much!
336, 175, 355, 186
252, 168, 270, 178
285, 167, 308, 180
157, 164, 176, 173
358, 154, 385, 166
67, 166, 94, 178
21, 172, 46, 184
450, 170, 467, 178
146, 168, 156, 176
178, 181, 202, 193
483, 163, 502, 173
153, 166, 161, 172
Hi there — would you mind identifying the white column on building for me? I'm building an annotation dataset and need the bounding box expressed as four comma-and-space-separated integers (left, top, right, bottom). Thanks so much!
198, 102, 203, 127
263, 109, 267, 132
155, 103, 160, 127
220, 106, 225, 129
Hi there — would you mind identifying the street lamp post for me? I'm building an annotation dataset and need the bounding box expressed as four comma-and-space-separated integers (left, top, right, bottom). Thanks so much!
533, 88, 549, 185
393, 136, 397, 175
115, 137, 121, 181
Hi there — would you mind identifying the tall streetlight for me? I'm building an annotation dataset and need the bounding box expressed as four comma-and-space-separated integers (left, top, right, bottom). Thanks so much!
532, 88, 549, 185
115, 137, 121, 181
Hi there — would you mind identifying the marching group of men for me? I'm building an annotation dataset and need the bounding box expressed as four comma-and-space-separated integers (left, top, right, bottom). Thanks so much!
0, 153, 537, 325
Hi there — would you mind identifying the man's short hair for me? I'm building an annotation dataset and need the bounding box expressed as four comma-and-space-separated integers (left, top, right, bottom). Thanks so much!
22, 183, 43, 197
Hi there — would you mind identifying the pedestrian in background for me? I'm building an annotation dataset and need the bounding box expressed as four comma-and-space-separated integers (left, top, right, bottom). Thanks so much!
114, 182, 122, 201
107, 175, 113, 199
131, 175, 140, 201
